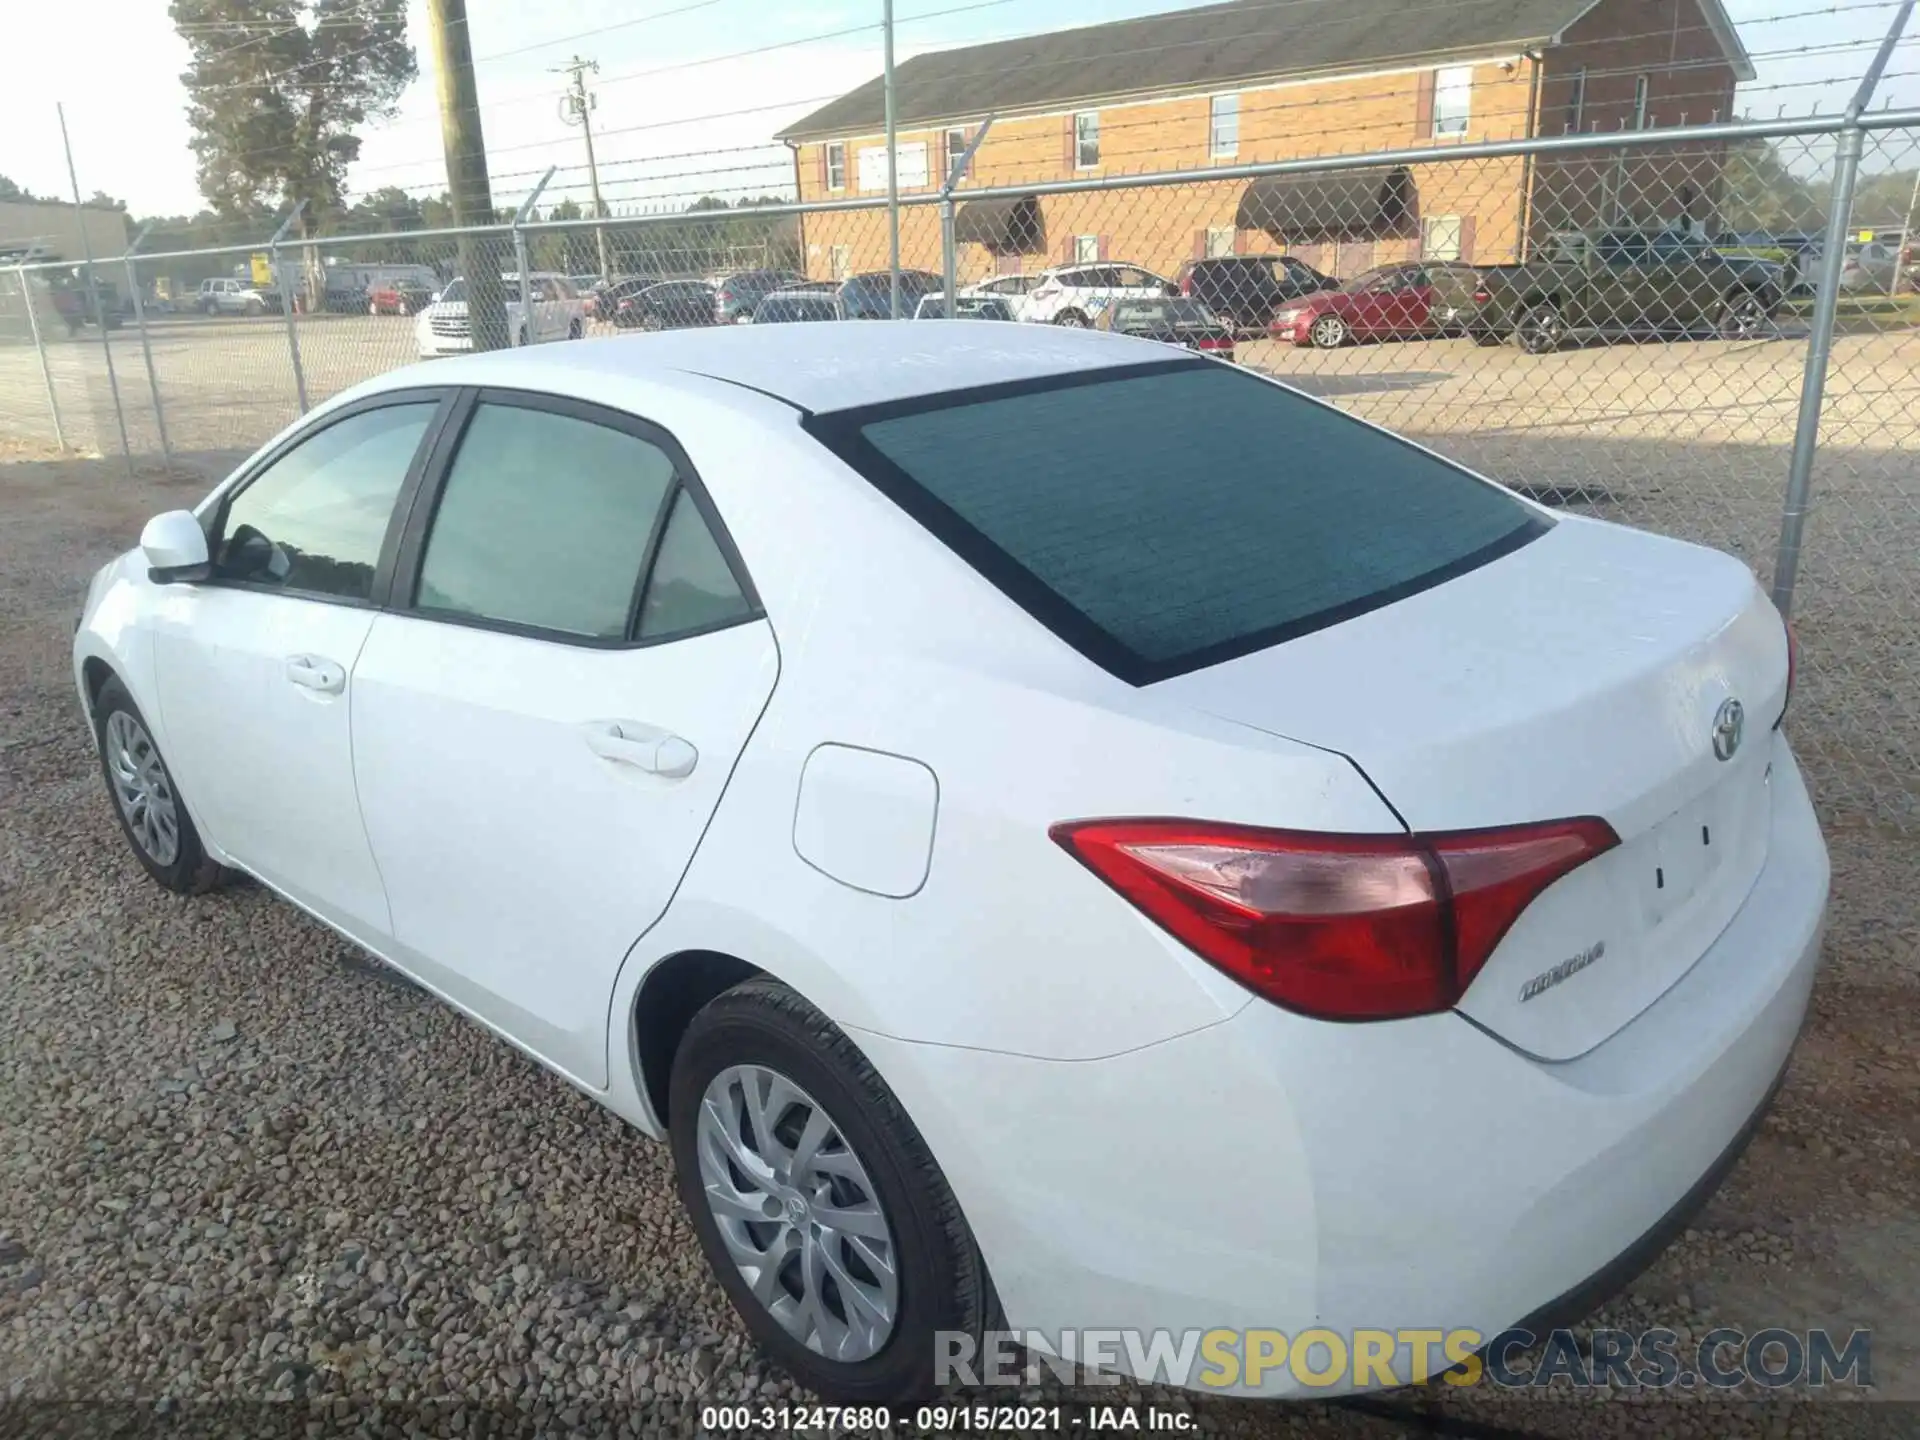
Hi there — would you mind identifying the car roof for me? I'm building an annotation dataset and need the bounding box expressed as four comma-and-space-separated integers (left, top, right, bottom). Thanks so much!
356, 320, 1169, 412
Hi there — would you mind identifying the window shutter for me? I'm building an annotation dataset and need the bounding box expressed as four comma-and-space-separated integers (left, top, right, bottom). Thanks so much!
1064, 117, 1076, 170
1415, 70, 1437, 140
1192, 229, 1208, 258
1234, 229, 1248, 255
1098, 234, 1111, 260
1459, 214, 1477, 263
817, 146, 828, 191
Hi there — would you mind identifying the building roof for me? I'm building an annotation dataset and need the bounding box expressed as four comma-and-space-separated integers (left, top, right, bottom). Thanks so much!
776, 0, 1753, 141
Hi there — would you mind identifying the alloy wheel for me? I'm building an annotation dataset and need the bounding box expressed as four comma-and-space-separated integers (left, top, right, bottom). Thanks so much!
1310, 315, 1347, 348
1517, 306, 1564, 354
105, 710, 180, 866
1722, 294, 1767, 339
695, 1063, 899, 1363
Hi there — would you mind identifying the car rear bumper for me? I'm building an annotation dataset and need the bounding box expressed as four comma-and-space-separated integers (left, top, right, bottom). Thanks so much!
853, 732, 1828, 1397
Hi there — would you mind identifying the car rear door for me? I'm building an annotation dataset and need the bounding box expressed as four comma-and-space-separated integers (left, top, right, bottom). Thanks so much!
149, 392, 453, 940
348, 391, 777, 1089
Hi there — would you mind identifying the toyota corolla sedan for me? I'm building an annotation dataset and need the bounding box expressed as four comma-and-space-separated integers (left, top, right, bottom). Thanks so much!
74, 324, 1826, 1404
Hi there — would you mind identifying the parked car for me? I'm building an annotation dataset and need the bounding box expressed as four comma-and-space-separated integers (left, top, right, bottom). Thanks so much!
912, 294, 1016, 320
751, 289, 846, 323
837, 269, 945, 320
1467, 229, 1785, 353
1175, 254, 1335, 332
1272, 262, 1478, 348
1022, 262, 1178, 326
49, 277, 126, 333
960, 273, 1043, 319
413, 273, 587, 358
1793, 239, 1905, 297
78, 322, 1823, 1407
712, 270, 805, 325
368, 280, 435, 316
609, 279, 717, 330
1092, 296, 1235, 358
196, 277, 277, 317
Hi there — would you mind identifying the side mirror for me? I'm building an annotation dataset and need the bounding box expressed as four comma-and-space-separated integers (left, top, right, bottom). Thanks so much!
430, 290, 443, 303
140, 509, 211, 584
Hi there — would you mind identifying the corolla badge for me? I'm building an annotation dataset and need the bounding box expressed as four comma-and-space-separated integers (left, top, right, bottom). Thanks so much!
1712, 697, 1745, 762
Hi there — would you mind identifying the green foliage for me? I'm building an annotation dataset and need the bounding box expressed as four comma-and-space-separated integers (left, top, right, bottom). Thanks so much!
0, 175, 35, 201
169, 0, 416, 225
1723, 141, 1824, 234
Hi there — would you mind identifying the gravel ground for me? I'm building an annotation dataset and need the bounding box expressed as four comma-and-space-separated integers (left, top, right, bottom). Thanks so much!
2, 442, 1918, 1439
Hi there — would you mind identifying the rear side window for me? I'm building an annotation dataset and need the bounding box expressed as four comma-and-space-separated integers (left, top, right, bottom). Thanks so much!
805, 362, 1546, 684
415, 404, 675, 638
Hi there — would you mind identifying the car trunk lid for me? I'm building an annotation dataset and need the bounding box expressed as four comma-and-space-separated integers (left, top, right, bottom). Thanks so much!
1152, 516, 1789, 1060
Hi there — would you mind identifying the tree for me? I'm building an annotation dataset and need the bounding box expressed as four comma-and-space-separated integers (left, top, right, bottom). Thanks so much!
169, 0, 416, 228
0, 175, 38, 201
1722, 141, 1824, 234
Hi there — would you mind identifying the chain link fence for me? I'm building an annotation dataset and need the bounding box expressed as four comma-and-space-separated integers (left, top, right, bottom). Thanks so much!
3, 112, 1917, 830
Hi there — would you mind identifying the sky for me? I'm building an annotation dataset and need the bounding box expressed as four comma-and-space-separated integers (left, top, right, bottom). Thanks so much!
0, 0, 1914, 220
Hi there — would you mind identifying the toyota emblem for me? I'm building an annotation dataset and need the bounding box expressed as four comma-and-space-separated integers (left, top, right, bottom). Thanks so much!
1712, 698, 1745, 762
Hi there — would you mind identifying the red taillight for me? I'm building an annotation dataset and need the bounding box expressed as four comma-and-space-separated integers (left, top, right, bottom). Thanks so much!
1195, 335, 1233, 351
1472, 285, 1491, 305
1180, 274, 1194, 295
1050, 816, 1618, 1022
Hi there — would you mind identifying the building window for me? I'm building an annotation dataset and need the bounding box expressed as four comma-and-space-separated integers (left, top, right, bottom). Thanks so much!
1422, 215, 1463, 261
826, 141, 846, 191
1209, 94, 1240, 158
1633, 75, 1650, 129
858, 141, 928, 192
1432, 65, 1473, 138
1568, 67, 1587, 132
1205, 226, 1236, 258
1074, 234, 1100, 263
830, 245, 851, 281
946, 127, 969, 182
1074, 111, 1100, 168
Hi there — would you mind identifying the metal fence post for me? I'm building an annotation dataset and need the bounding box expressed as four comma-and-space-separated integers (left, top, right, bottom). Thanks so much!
939, 119, 993, 318
122, 223, 172, 471
16, 264, 66, 451
1771, 0, 1913, 618
58, 103, 132, 476
511, 168, 556, 347
269, 202, 310, 413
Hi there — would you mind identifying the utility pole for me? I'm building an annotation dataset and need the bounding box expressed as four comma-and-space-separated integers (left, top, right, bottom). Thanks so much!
557, 55, 611, 282
428, 0, 506, 348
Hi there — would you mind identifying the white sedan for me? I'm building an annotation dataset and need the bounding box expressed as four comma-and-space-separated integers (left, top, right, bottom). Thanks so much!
73, 324, 1826, 1403
414, 272, 586, 357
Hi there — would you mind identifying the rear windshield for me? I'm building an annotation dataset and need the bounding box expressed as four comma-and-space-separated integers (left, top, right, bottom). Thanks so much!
804, 360, 1546, 684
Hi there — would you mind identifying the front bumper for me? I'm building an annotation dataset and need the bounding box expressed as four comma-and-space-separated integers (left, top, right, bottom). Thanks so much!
854, 733, 1828, 1397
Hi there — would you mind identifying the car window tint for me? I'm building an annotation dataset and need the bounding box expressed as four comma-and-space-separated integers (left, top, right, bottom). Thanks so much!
415, 404, 675, 639
812, 364, 1544, 682
217, 403, 434, 600
637, 489, 752, 640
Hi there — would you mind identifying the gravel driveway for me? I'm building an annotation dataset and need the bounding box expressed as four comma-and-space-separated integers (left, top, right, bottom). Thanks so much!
2, 441, 1917, 1439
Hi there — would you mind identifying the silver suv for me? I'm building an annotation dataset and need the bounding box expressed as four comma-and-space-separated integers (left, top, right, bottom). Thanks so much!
196, 278, 274, 316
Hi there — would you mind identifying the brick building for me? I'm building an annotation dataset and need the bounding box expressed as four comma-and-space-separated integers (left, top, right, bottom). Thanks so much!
776, 0, 1753, 285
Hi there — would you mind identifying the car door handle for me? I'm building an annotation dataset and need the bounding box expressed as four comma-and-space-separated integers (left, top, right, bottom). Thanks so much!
580, 720, 698, 779
284, 654, 346, 694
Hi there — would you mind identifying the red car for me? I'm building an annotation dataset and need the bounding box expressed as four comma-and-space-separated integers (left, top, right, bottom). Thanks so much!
1271, 262, 1472, 348
367, 281, 434, 316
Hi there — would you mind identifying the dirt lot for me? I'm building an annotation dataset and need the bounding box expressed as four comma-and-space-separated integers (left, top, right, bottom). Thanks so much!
1, 320, 1919, 1436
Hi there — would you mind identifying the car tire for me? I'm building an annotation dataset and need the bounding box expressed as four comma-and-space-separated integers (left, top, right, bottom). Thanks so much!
1719, 290, 1771, 341
1054, 309, 1089, 327
669, 977, 992, 1405
567, 319, 583, 340
641, 312, 663, 331
1309, 314, 1348, 349
516, 326, 530, 347
1514, 302, 1565, 355
92, 676, 227, 896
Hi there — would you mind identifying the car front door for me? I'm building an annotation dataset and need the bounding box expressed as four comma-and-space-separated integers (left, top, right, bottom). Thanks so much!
148, 393, 450, 940
348, 392, 778, 1088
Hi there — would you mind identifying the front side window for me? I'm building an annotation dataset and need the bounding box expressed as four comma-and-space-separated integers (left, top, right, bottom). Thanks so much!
415, 404, 676, 639
1209, 94, 1240, 158
1074, 111, 1100, 168
826, 141, 847, 191
216, 403, 435, 601
1433, 65, 1473, 138
806, 362, 1545, 683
